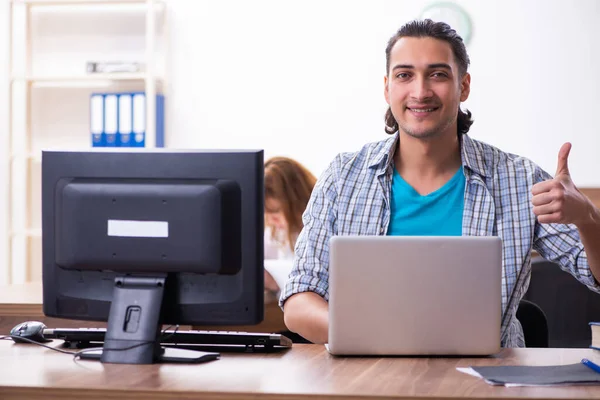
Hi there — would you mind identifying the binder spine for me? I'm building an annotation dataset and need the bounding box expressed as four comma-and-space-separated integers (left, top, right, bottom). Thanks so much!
90, 94, 105, 147
132, 93, 146, 147
104, 94, 119, 147
118, 94, 133, 147
156, 94, 165, 148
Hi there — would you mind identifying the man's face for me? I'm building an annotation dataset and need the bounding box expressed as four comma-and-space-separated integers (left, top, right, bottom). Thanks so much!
384, 37, 470, 139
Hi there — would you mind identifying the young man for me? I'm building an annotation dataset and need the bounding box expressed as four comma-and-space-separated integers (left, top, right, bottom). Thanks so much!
279, 19, 600, 347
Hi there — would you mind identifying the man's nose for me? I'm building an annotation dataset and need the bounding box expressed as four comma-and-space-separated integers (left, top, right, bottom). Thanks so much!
410, 76, 433, 101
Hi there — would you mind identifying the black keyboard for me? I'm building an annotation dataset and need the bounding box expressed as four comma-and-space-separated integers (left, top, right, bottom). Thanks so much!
43, 327, 292, 350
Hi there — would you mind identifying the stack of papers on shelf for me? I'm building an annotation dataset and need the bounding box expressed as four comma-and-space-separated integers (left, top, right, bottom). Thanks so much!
457, 363, 600, 387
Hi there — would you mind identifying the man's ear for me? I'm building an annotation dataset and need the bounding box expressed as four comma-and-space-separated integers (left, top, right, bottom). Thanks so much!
384, 75, 390, 105
460, 73, 471, 102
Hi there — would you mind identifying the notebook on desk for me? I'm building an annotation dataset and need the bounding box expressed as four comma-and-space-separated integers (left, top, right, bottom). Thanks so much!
327, 236, 502, 356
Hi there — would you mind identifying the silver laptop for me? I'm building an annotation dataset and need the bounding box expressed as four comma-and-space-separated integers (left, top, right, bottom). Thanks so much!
328, 236, 502, 356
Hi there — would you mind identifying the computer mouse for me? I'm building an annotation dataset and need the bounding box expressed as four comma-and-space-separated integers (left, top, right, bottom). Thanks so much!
10, 321, 52, 343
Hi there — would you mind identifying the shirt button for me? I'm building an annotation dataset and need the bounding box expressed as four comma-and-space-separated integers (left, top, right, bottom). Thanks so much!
380, 227, 385, 235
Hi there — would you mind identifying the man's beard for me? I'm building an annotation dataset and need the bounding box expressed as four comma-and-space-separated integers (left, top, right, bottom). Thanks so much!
397, 113, 456, 139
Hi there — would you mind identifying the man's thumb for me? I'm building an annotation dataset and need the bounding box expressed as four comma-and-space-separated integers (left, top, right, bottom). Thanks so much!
555, 142, 571, 177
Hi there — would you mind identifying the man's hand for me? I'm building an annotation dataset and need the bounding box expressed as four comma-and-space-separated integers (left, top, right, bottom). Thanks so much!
531, 143, 594, 227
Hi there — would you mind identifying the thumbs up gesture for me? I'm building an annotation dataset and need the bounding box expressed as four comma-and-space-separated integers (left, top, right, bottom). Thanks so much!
531, 143, 591, 226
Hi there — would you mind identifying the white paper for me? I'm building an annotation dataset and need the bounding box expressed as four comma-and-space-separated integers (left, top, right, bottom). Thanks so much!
456, 367, 483, 378
456, 367, 503, 386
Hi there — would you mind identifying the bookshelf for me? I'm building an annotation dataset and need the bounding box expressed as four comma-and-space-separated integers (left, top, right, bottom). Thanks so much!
6, 0, 168, 284
12, 73, 157, 82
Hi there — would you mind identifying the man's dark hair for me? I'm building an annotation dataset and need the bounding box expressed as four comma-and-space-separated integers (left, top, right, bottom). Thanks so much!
384, 19, 474, 135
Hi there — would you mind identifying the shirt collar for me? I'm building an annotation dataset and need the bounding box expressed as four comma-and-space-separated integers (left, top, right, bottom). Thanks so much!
367, 133, 399, 174
367, 131, 489, 178
460, 133, 489, 178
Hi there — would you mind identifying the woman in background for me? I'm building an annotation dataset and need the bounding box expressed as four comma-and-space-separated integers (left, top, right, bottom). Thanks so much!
263, 156, 317, 294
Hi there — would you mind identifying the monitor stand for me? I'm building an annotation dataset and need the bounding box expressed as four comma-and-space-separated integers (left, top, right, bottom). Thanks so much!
79, 346, 220, 363
87, 275, 220, 364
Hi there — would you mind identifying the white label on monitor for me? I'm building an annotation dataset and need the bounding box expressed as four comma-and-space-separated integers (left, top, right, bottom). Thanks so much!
107, 220, 168, 238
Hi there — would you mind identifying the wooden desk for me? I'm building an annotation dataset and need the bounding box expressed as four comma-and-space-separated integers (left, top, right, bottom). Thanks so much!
0, 282, 286, 335
0, 343, 600, 399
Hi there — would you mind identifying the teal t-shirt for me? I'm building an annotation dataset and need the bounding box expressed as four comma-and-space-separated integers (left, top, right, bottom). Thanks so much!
387, 167, 465, 236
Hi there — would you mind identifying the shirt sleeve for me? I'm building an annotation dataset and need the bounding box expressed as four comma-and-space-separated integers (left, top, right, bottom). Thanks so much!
279, 156, 340, 309
532, 166, 600, 293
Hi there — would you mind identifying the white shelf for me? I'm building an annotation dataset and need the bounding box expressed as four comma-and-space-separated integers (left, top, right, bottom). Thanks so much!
13, 73, 147, 81
12, 1, 166, 20
6, 0, 169, 284
10, 153, 42, 163
11, 74, 165, 89
14, 0, 164, 7
12, 73, 163, 82
10, 229, 42, 238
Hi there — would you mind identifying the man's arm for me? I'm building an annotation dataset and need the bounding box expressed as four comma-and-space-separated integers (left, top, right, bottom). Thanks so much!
283, 292, 329, 344
279, 156, 340, 341
576, 206, 600, 281
532, 142, 600, 283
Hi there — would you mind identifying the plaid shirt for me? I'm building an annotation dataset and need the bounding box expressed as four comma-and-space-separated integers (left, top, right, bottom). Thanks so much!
280, 132, 599, 347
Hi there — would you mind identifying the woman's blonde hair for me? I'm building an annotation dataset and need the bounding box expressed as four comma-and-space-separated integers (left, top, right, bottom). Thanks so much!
264, 157, 317, 251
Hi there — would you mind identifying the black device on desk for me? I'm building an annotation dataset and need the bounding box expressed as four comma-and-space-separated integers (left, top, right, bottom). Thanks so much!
44, 327, 292, 351
41, 149, 267, 365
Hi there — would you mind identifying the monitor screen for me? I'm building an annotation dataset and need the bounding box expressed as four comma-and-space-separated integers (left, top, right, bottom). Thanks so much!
41, 149, 264, 364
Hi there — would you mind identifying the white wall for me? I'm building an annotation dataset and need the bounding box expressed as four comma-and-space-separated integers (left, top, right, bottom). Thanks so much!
0, 1, 10, 284
166, 0, 600, 183
0, 0, 599, 283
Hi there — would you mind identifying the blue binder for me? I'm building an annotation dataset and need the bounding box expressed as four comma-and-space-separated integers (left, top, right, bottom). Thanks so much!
132, 92, 145, 147
131, 92, 165, 148
90, 94, 105, 147
156, 93, 165, 147
104, 94, 119, 147
90, 91, 165, 148
118, 93, 133, 147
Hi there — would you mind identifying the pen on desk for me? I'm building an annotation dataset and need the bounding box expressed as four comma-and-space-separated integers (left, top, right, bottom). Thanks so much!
581, 358, 600, 373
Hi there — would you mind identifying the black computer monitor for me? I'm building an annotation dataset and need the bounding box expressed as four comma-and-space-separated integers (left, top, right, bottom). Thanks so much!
41, 149, 264, 364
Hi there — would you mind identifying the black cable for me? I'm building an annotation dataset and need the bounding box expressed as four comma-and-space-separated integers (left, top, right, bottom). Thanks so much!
73, 341, 155, 359
2, 324, 182, 361
160, 324, 180, 342
0, 335, 76, 355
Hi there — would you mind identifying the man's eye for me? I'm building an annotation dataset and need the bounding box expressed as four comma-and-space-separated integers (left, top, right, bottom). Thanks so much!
395, 73, 409, 79
432, 72, 448, 78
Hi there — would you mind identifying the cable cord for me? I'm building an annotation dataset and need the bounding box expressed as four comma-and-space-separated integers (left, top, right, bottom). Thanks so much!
1, 324, 180, 361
